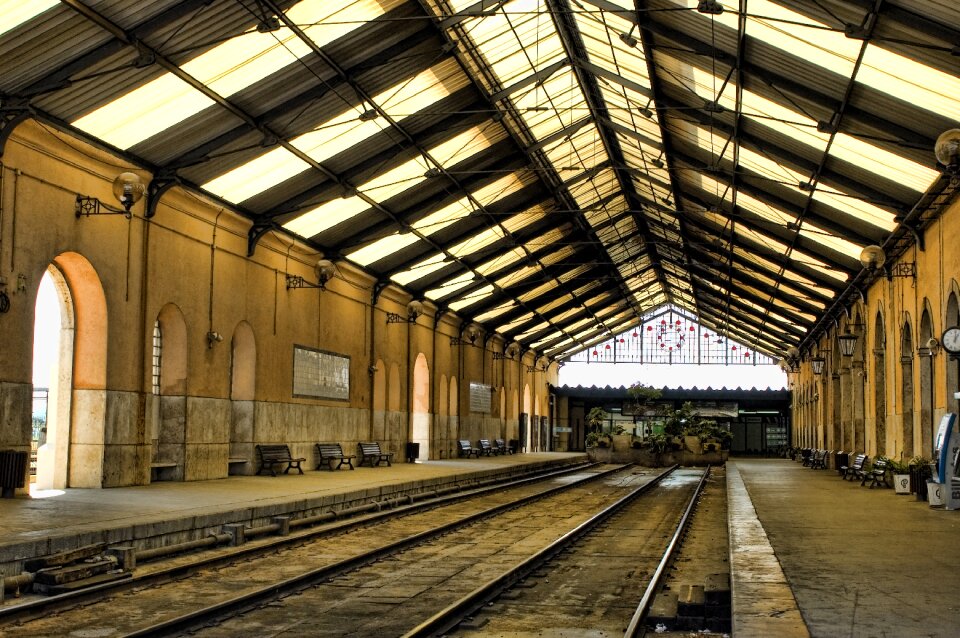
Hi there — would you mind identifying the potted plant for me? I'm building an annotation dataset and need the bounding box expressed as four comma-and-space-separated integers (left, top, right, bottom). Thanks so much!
909, 455, 933, 501
886, 457, 911, 494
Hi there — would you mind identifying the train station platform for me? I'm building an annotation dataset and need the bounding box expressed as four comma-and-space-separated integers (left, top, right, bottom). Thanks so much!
730, 458, 960, 638
3, 454, 957, 637
0, 452, 587, 577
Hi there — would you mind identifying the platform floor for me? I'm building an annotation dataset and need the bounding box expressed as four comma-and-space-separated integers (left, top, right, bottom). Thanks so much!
2, 455, 958, 636
732, 457, 960, 638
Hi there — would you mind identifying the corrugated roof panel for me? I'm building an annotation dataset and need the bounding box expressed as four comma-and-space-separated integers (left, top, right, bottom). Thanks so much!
449, 284, 495, 311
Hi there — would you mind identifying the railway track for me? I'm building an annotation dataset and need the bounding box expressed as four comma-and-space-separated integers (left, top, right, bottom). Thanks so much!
1, 464, 718, 637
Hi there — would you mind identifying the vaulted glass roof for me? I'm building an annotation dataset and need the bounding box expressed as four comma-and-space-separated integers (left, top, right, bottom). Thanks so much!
1, 0, 956, 363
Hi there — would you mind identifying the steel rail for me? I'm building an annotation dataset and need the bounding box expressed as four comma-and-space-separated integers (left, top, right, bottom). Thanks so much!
0, 460, 595, 624
623, 465, 712, 637
118, 463, 645, 638
402, 464, 681, 638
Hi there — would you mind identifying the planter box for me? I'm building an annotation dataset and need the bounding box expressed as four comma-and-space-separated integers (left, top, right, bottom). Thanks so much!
892, 474, 911, 494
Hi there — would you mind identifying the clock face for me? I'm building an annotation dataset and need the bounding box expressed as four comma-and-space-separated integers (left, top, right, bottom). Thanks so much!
942, 327, 960, 354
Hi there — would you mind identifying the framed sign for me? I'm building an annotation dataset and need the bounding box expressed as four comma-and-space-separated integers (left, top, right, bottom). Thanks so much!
293, 345, 350, 401
469, 382, 492, 413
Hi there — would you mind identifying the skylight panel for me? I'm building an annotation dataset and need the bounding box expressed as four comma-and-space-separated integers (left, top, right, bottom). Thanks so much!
73, 0, 391, 148
284, 126, 495, 236
391, 254, 448, 286
425, 272, 476, 301
476, 247, 527, 276
449, 284, 495, 311
204, 62, 463, 203
519, 281, 557, 303
537, 294, 575, 315
0, 0, 58, 37
475, 301, 517, 324
498, 312, 535, 335
497, 264, 540, 289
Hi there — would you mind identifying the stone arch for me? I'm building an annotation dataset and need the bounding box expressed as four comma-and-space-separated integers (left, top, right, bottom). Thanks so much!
946, 286, 960, 415
154, 303, 188, 481
919, 304, 936, 457
412, 353, 430, 460
900, 317, 915, 459
228, 322, 256, 474
45, 253, 110, 488
522, 383, 531, 453
873, 309, 887, 456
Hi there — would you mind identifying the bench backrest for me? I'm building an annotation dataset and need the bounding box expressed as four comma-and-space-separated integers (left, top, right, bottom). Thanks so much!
257, 444, 292, 461
479, 439, 493, 450
457, 439, 473, 451
852, 453, 867, 468
359, 442, 383, 456
495, 438, 507, 449
871, 459, 888, 472
316, 442, 345, 457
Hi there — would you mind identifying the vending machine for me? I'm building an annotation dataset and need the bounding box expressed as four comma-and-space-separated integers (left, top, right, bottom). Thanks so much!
932, 413, 959, 510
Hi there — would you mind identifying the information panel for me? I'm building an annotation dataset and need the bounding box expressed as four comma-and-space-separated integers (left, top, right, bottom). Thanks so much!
293, 345, 350, 401
469, 382, 492, 413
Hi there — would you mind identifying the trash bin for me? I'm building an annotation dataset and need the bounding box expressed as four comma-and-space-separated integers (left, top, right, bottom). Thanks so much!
405, 442, 420, 463
835, 451, 849, 475
910, 464, 932, 500
509, 439, 519, 455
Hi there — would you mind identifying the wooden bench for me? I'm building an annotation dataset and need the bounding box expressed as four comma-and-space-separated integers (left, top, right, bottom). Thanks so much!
477, 439, 497, 456
841, 453, 867, 481
457, 440, 479, 458
495, 438, 512, 455
315, 442, 355, 471
255, 444, 306, 476
358, 441, 393, 467
809, 449, 829, 470
862, 458, 889, 488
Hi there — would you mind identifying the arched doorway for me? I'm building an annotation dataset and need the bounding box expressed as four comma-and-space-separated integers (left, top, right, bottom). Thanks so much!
411, 353, 430, 460
229, 322, 255, 474
946, 291, 959, 416
900, 321, 914, 459
33, 254, 109, 488
154, 303, 188, 481
522, 384, 531, 453
371, 358, 386, 441
874, 311, 886, 456
33, 267, 72, 490
919, 306, 936, 457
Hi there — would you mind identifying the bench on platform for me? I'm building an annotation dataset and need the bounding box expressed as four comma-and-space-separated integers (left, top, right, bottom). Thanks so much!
255, 444, 305, 476
809, 449, 829, 470
315, 442, 355, 471
495, 439, 512, 455
862, 458, 889, 488
358, 441, 393, 467
478, 439, 497, 456
457, 440, 479, 458
841, 453, 867, 481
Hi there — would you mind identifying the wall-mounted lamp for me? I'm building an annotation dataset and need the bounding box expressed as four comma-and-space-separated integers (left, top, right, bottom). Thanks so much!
922, 337, 941, 357
527, 355, 550, 373
494, 342, 520, 360
935, 128, 960, 177
811, 356, 826, 375
779, 346, 801, 373
387, 299, 423, 324
286, 258, 336, 290
838, 331, 859, 357
860, 244, 915, 280
76, 172, 146, 219
450, 325, 480, 346
206, 331, 223, 348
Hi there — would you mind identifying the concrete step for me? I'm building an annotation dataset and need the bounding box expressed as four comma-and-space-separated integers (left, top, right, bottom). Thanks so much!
648, 591, 679, 630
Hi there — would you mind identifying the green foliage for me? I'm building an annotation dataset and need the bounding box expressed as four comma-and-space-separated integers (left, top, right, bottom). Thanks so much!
659, 401, 732, 449
885, 457, 910, 474
627, 382, 662, 408
585, 431, 611, 447
909, 455, 933, 467
586, 407, 608, 431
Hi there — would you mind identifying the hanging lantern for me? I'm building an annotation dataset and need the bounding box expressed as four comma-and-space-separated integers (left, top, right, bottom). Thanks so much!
731, 345, 737, 351
592, 349, 599, 357
675, 319, 681, 325
619, 338, 625, 344
745, 352, 751, 357
647, 326, 653, 332
605, 344, 611, 350
704, 332, 710, 338
659, 343, 665, 348
632, 330, 639, 338
668, 346, 673, 351
689, 326, 695, 331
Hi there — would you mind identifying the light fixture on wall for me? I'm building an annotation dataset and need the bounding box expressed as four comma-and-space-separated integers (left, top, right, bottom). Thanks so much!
527, 355, 550, 373
779, 346, 800, 373
206, 331, 223, 348
75, 172, 146, 219
450, 325, 480, 346
859, 244, 915, 280
922, 337, 941, 357
838, 329, 861, 357
935, 128, 960, 178
387, 299, 423, 324
286, 258, 336, 290
811, 356, 825, 375
494, 341, 520, 360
